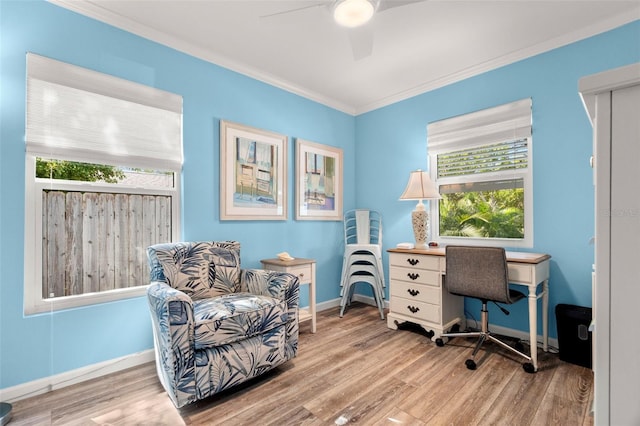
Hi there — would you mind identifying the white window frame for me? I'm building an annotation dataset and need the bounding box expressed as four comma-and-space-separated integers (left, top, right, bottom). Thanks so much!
24, 53, 182, 315
427, 99, 533, 248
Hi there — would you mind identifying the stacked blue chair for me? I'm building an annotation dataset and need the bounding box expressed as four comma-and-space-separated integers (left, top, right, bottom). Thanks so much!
339, 209, 385, 319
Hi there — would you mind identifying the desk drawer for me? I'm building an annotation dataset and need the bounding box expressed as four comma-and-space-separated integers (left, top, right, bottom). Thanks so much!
390, 297, 440, 323
508, 263, 531, 284
390, 253, 440, 271
390, 266, 440, 286
390, 281, 439, 304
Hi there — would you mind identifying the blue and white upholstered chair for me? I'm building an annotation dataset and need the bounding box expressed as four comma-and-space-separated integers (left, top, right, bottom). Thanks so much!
146, 241, 300, 408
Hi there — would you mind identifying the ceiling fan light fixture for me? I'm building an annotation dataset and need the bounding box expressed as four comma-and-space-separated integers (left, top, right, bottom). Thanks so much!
333, 0, 375, 28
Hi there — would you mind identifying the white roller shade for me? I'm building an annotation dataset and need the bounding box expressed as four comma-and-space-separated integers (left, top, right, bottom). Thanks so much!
428, 98, 532, 152
26, 53, 183, 170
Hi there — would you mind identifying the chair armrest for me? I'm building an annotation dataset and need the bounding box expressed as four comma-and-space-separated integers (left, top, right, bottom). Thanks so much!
241, 268, 298, 298
241, 269, 300, 310
146, 281, 196, 408
241, 269, 300, 361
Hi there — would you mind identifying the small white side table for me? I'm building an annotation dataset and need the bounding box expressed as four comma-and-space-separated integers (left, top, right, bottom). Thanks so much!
260, 257, 316, 333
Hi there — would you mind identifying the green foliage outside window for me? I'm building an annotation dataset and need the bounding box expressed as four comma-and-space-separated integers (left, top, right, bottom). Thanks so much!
36, 158, 125, 183
439, 188, 524, 239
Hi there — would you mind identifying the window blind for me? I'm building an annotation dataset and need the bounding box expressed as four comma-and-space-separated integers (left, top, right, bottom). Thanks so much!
437, 139, 528, 178
439, 178, 524, 194
26, 53, 183, 171
428, 98, 532, 152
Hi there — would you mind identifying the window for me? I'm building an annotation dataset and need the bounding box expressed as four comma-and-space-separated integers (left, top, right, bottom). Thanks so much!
24, 53, 183, 314
427, 99, 533, 248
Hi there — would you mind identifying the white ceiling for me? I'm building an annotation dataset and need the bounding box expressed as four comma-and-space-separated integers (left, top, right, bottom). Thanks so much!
52, 0, 640, 115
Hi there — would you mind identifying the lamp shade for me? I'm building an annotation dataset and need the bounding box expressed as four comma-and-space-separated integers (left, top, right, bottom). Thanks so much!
399, 170, 440, 200
333, 0, 376, 28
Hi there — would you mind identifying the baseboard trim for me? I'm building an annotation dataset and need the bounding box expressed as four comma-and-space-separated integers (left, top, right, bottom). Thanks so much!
321, 295, 559, 349
2, 299, 557, 403
481, 322, 559, 351
0, 350, 155, 403
2, 300, 347, 404
351, 293, 390, 308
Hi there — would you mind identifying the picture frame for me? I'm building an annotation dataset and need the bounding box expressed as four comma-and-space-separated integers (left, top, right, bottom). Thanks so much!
220, 120, 287, 220
295, 139, 343, 221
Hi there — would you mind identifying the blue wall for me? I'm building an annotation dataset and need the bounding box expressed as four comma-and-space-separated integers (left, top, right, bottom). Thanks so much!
356, 21, 640, 332
1, 0, 638, 390
0, 0, 354, 390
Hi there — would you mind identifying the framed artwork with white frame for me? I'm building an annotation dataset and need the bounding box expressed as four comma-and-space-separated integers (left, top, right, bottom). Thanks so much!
295, 138, 343, 221
220, 120, 287, 220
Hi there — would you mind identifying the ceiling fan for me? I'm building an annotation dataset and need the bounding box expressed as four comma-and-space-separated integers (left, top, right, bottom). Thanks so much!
261, 0, 426, 60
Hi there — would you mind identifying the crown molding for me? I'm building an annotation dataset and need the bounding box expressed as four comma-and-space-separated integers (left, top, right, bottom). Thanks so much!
354, 9, 640, 115
48, 1, 638, 117
47, 0, 357, 115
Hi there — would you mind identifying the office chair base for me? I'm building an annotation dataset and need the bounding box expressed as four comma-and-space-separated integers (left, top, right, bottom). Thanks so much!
438, 330, 536, 373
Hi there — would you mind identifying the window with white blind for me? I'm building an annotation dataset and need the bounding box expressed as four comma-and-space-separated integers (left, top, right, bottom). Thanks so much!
427, 98, 533, 248
24, 53, 183, 314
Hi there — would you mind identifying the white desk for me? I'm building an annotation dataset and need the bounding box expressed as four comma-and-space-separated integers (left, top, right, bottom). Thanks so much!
260, 257, 317, 333
387, 248, 550, 371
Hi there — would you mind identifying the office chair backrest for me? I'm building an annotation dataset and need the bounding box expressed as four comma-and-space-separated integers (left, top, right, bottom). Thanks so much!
344, 209, 382, 246
445, 245, 511, 303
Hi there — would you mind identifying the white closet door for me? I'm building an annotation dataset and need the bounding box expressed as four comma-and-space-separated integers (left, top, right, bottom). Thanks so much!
609, 83, 640, 426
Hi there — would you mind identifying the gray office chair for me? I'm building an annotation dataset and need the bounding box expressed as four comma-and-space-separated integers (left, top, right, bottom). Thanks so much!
435, 246, 535, 373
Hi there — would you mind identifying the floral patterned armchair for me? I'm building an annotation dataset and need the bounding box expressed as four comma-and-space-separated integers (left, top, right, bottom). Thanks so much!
146, 241, 299, 408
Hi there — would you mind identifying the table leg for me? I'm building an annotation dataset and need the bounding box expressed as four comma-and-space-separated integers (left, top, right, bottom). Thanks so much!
542, 279, 549, 352
310, 263, 317, 333
528, 285, 538, 371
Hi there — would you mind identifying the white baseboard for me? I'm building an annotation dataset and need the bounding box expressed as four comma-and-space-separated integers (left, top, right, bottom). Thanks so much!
0, 349, 155, 403
2, 299, 557, 403
318, 295, 558, 350
312, 294, 389, 313
479, 322, 559, 351
2, 301, 346, 404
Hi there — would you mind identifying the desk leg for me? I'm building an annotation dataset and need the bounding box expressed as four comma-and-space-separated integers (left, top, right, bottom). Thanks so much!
528, 286, 538, 371
542, 279, 549, 352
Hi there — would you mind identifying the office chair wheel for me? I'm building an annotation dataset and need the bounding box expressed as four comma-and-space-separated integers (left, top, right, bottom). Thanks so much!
465, 359, 477, 370
522, 363, 536, 374
435, 338, 445, 347
515, 340, 525, 352
425, 330, 434, 338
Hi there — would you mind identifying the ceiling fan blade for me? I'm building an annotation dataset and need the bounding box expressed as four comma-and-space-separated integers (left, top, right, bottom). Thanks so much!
377, 0, 427, 13
348, 26, 374, 61
260, 2, 330, 19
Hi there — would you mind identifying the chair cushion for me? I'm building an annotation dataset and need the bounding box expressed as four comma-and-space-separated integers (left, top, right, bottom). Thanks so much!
193, 293, 288, 348
148, 241, 241, 300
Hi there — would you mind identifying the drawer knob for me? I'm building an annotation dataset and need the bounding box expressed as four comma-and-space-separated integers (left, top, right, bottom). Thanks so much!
407, 273, 420, 280
407, 258, 419, 266
407, 288, 420, 297
299, 273, 304, 278
407, 305, 420, 314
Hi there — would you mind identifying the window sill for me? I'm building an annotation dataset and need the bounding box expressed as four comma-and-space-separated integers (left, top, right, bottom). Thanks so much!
24, 285, 149, 316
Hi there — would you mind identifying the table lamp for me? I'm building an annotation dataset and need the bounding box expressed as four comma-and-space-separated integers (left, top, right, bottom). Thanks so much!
399, 169, 440, 249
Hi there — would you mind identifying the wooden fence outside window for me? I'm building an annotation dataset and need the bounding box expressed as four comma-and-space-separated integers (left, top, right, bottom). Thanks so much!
42, 190, 172, 299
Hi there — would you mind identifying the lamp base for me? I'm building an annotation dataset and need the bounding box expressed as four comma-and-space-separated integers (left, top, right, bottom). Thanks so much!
411, 209, 428, 250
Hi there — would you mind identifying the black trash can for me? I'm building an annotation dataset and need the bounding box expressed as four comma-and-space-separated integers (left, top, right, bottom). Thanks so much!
555, 304, 592, 368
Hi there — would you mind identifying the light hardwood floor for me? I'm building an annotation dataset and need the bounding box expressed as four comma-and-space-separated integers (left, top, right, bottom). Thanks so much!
10, 303, 594, 425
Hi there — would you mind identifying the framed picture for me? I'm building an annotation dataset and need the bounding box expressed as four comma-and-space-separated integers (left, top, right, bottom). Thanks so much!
220, 120, 287, 220
295, 139, 343, 221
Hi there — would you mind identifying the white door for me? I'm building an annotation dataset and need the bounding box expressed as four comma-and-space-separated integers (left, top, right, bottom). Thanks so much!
609, 83, 640, 426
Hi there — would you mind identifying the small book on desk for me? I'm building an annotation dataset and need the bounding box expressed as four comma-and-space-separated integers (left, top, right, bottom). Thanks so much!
396, 242, 414, 249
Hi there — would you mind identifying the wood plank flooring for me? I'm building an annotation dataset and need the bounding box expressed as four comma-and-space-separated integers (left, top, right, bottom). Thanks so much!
10, 303, 594, 425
